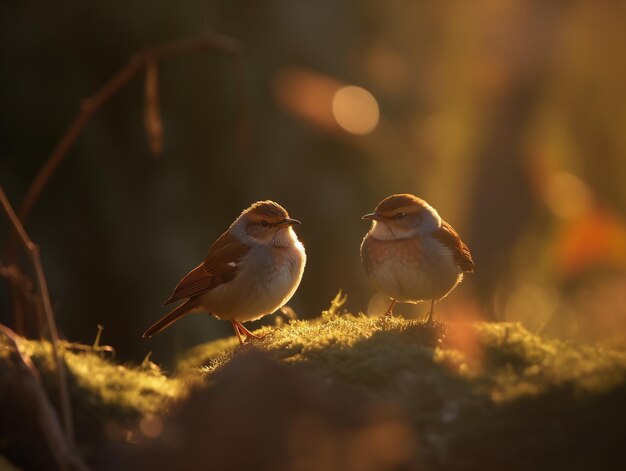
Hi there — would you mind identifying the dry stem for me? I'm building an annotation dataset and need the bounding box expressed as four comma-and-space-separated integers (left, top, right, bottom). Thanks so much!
0, 186, 74, 446
6, 34, 244, 259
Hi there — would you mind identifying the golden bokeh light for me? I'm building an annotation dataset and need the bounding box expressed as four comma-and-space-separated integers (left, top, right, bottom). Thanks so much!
272, 67, 340, 130
332, 85, 380, 135
544, 171, 593, 219
504, 282, 560, 332
139, 415, 164, 438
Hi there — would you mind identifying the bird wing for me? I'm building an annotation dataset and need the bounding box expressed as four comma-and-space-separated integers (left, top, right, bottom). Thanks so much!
164, 231, 251, 305
433, 220, 475, 272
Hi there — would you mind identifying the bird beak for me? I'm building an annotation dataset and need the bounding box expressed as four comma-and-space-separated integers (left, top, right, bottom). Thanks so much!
280, 218, 301, 227
361, 213, 381, 221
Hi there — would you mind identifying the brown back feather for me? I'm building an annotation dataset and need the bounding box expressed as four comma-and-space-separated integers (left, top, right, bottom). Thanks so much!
164, 231, 251, 304
432, 220, 474, 272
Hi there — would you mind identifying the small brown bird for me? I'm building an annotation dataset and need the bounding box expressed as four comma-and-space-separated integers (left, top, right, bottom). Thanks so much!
360, 194, 474, 324
143, 201, 306, 344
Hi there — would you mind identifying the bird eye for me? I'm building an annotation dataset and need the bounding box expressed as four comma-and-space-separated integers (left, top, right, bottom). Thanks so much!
260, 220, 269, 227
394, 212, 405, 220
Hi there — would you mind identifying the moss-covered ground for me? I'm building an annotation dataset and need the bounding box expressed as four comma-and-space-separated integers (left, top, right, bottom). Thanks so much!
3, 293, 626, 469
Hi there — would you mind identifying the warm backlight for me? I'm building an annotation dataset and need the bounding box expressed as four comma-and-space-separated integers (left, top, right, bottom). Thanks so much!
332, 85, 380, 135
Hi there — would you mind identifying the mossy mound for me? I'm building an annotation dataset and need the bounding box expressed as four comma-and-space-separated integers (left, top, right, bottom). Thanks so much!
3, 293, 626, 469
24, 340, 182, 432
1, 335, 184, 469
178, 294, 626, 401
172, 294, 626, 469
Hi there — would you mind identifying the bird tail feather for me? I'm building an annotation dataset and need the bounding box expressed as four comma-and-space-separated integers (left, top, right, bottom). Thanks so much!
142, 299, 199, 338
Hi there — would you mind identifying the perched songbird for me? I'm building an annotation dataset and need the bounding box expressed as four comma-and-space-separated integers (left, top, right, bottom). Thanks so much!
143, 201, 306, 344
360, 194, 474, 324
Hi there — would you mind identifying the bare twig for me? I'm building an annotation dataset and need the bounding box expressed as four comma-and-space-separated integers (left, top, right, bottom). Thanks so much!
144, 60, 164, 157
0, 186, 74, 446
62, 341, 115, 358
61, 323, 116, 358
6, 33, 244, 259
0, 323, 39, 377
93, 323, 104, 349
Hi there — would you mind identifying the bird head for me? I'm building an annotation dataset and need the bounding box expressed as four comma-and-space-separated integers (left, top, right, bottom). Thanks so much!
362, 194, 441, 240
233, 200, 301, 246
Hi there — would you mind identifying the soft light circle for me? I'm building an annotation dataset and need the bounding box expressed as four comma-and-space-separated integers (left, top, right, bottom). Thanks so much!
332, 85, 380, 135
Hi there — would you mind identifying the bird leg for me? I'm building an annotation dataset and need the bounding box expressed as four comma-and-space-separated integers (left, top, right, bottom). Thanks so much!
385, 299, 397, 317
231, 320, 245, 345
232, 319, 263, 341
425, 299, 435, 325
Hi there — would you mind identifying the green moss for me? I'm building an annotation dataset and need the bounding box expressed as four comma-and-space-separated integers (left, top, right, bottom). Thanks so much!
472, 322, 626, 400
2, 338, 185, 447
177, 295, 626, 404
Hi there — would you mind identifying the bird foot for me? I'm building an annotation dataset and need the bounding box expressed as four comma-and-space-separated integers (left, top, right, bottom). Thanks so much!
243, 331, 265, 341
424, 300, 435, 327
232, 320, 265, 345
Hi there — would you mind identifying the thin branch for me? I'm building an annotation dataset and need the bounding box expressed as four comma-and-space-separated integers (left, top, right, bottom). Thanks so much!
62, 341, 115, 358
0, 186, 74, 446
9, 33, 244, 255
0, 323, 39, 376
144, 60, 164, 157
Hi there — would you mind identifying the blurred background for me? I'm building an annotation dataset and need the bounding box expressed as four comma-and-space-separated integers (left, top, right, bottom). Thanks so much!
1, 0, 625, 363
